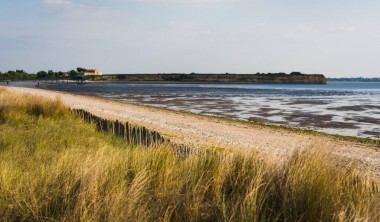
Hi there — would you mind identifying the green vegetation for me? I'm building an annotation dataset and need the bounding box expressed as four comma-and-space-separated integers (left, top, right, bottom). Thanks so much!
37, 70, 73, 79
0, 88, 379, 221
0, 70, 36, 81
0, 69, 79, 81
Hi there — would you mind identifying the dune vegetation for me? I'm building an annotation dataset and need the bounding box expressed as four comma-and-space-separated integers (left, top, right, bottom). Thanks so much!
0, 87, 379, 221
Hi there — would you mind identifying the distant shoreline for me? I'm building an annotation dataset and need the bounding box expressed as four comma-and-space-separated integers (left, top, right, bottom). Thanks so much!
327, 78, 380, 82
88, 73, 327, 84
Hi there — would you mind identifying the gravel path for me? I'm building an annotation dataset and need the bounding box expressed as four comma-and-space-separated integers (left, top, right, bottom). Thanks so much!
6, 83, 380, 180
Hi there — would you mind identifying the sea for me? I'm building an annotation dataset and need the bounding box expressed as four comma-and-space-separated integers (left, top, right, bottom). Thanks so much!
49, 81, 380, 139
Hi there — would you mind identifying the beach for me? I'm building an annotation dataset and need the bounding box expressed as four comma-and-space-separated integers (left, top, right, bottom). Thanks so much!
3, 81, 380, 180
48, 81, 380, 139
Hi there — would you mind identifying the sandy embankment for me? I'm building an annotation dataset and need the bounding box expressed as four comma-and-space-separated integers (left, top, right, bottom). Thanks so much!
4, 82, 380, 179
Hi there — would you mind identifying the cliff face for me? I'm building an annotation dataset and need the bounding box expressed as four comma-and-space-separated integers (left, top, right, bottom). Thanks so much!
90, 73, 326, 84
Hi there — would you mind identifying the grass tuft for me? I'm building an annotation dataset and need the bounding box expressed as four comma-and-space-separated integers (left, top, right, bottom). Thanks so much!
0, 87, 379, 221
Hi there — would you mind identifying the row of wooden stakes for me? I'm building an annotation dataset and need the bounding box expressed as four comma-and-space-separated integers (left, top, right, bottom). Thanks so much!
72, 109, 199, 156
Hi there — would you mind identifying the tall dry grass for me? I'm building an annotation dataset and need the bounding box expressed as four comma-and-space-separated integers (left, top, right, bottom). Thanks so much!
0, 88, 379, 221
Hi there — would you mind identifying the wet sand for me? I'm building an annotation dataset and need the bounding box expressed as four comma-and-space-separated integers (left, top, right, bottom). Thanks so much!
43, 82, 380, 139
112, 95, 380, 139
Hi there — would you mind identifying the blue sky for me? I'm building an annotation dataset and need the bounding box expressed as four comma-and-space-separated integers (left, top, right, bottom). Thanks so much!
1, 0, 380, 77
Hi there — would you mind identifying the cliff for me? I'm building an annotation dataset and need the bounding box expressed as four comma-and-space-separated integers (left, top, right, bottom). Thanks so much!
89, 73, 326, 84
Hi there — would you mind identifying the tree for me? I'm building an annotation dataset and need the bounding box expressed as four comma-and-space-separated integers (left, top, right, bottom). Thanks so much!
37, 71, 48, 79
69, 70, 78, 79
77, 67, 86, 73
48, 70, 57, 78
7, 70, 16, 75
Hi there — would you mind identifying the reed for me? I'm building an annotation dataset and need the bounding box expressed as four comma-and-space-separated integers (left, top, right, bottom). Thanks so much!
0, 88, 379, 221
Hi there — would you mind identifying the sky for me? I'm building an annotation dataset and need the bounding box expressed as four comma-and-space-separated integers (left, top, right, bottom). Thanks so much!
1, 0, 380, 77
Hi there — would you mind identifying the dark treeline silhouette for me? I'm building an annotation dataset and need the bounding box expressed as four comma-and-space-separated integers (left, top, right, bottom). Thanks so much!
0, 70, 36, 80
0, 68, 85, 81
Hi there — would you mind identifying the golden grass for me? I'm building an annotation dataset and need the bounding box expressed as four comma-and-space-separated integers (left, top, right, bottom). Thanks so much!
0, 88, 379, 221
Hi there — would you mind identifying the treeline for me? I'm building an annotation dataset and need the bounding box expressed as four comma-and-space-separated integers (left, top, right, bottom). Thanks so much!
0, 68, 83, 81
35, 70, 80, 79
0, 70, 36, 81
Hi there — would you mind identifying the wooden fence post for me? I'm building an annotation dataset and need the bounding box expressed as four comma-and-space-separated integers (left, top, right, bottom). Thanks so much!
72, 109, 195, 156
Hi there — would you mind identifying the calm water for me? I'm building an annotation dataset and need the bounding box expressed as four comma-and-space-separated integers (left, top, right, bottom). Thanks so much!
50, 82, 380, 139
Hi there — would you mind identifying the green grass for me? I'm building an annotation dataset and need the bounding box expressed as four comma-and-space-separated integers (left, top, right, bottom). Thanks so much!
0, 88, 379, 221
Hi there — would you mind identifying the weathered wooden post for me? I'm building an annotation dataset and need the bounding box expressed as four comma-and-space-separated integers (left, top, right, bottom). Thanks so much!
111, 121, 115, 136
120, 122, 125, 140
114, 120, 119, 137
125, 122, 130, 143
107, 120, 112, 133
71, 109, 196, 155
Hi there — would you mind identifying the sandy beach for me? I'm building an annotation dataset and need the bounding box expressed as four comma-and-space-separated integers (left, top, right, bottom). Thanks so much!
48, 81, 380, 139
4, 82, 380, 179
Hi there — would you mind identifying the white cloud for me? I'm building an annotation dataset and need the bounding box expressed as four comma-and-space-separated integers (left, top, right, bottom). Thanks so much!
322, 26, 356, 33
293, 25, 356, 34
42, 0, 84, 9
41, 0, 110, 16
140, 0, 222, 2
336, 26, 356, 32
42, 0, 85, 15
137, 0, 227, 5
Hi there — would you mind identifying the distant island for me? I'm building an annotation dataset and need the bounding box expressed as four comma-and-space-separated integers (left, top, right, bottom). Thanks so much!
88, 72, 327, 84
327, 77, 380, 82
1, 69, 326, 84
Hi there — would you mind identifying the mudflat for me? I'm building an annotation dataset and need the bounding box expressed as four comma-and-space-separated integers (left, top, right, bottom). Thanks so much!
47, 81, 380, 139
5, 82, 380, 180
